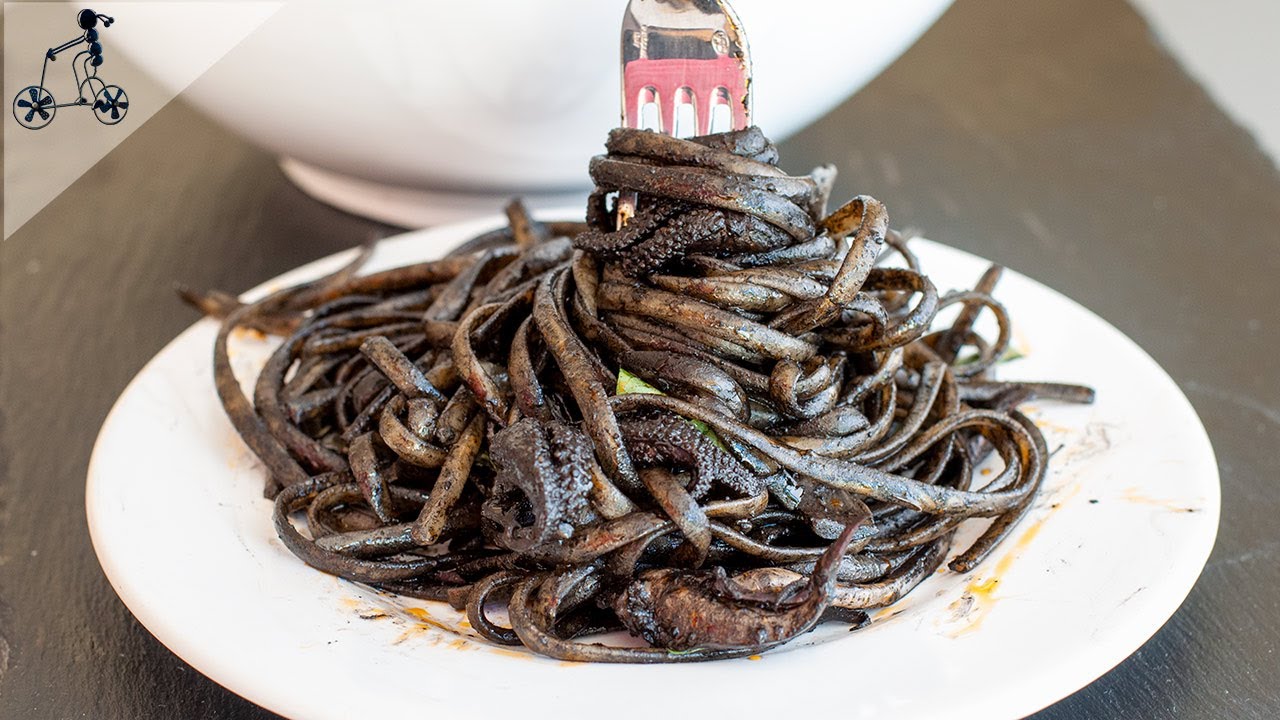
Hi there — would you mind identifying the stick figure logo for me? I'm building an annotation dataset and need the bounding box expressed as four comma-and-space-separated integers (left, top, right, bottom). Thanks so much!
12, 8, 130, 130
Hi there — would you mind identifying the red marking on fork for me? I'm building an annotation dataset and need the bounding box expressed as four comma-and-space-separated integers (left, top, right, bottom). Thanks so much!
624, 56, 749, 134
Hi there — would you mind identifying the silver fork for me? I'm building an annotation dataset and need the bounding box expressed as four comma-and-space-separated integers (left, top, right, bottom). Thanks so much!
616, 0, 752, 226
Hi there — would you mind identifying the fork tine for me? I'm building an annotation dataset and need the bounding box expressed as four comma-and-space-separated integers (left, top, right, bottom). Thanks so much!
617, 0, 752, 225
620, 0, 751, 133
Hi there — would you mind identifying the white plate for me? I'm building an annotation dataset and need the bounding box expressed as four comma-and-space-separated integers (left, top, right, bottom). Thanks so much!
87, 215, 1219, 720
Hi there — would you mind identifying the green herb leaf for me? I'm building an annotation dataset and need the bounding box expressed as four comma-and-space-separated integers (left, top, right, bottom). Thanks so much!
616, 368, 727, 450
955, 347, 1026, 367
616, 368, 664, 396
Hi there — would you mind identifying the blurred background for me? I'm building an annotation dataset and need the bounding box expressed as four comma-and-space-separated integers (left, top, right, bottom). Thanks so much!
6, 0, 1278, 237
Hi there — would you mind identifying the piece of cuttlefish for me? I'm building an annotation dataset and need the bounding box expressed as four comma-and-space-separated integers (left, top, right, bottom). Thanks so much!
614, 492, 870, 651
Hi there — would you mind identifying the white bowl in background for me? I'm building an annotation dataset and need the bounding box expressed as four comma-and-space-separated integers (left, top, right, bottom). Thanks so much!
114, 0, 952, 226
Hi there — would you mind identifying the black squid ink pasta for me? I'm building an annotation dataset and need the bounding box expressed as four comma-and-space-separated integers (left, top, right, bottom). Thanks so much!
183, 126, 1094, 662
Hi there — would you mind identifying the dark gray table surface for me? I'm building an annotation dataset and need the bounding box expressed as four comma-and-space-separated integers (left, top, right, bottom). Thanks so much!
3, 0, 1277, 717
